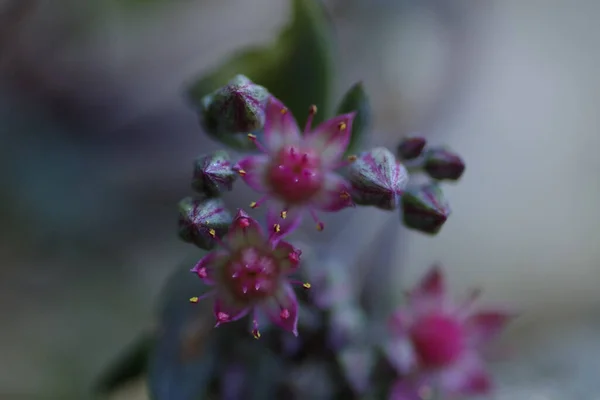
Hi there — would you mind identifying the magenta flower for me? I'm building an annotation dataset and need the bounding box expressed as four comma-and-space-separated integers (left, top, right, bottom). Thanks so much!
234, 96, 357, 232
387, 266, 513, 399
189, 209, 309, 338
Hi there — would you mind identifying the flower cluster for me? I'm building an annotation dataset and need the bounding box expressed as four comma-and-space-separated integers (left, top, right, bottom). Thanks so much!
177, 75, 511, 399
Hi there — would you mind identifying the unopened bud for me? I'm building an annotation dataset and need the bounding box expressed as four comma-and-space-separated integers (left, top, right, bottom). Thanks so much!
191, 150, 236, 197
401, 184, 450, 235
423, 147, 465, 181
348, 147, 409, 210
178, 197, 232, 250
397, 136, 427, 160
200, 75, 269, 137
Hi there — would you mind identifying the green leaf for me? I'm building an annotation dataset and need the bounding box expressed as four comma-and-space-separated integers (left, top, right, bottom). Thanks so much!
93, 331, 155, 395
148, 256, 219, 400
187, 0, 334, 135
335, 82, 372, 156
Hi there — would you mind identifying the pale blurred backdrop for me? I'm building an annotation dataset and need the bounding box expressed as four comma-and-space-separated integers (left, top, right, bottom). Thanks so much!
1, 0, 599, 399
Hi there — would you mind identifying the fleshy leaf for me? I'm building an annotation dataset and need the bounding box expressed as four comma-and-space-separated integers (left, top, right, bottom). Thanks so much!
148, 257, 219, 400
335, 82, 372, 156
93, 331, 154, 395
186, 0, 334, 148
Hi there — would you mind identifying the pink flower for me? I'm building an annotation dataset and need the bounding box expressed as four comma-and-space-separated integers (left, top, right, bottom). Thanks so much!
189, 209, 309, 338
234, 96, 356, 233
387, 266, 513, 399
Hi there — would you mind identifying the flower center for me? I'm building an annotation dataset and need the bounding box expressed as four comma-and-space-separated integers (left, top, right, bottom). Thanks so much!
410, 313, 465, 368
224, 247, 281, 302
266, 146, 324, 204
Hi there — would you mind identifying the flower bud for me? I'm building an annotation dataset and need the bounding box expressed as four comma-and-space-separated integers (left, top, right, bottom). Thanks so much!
348, 147, 409, 210
423, 147, 465, 181
397, 136, 427, 160
200, 75, 269, 137
191, 150, 237, 197
401, 184, 450, 235
178, 197, 232, 250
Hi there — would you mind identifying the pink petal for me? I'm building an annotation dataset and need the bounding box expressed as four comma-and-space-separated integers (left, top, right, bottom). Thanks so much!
213, 295, 250, 326
413, 264, 446, 299
266, 205, 303, 239
261, 282, 299, 335
439, 354, 493, 396
305, 112, 356, 166
389, 380, 428, 400
384, 337, 417, 375
271, 240, 302, 273
190, 251, 229, 284
466, 310, 512, 346
388, 310, 413, 335
310, 172, 354, 211
263, 96, 301, 152
234, 155, 269, 192
227, 209, 266, 249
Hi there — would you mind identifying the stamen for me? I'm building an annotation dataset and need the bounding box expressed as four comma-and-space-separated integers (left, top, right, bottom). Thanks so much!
189, 291, 216, 304
249, 196, 268, 209
332, 154, 359, 170
280, 107, 288, 115
208, 229, 216, 238
340, 191, 351, 200
338, 121, 347, 131
247, 133, 268, 153
309, 208, 325, 231
252, 313, 261, 339
206, 228, 229, 250
290, 280, 311, 289
304, 104, 317, 133
236, 168, 246, 176
273, 223, 281, 233
280, 210, 287, 219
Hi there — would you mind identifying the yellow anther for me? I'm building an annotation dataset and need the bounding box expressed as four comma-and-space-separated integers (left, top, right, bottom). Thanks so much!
208, 229, 216, 238
316, 223, 324, 231
347, 155, 358, 162
338, 122, 347, 131
280, 210, 287, 219
302, 282, 311, 289
247, 133, 257, 140
340, 191, 350, 200
309, 105, 317, 114
237, 169, 247, 176
273, 224, 281, 233
280, 108, 288, 114
250, 201, 258, 209
189, 297, 199, 303
253, 330, 261, 339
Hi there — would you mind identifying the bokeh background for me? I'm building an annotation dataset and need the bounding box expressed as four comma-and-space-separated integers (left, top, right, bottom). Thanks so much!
2, 0, 600, 399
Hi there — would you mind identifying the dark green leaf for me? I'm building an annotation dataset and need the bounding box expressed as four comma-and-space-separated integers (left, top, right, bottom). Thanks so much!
336, 82, 372, 156
187, 0, 334, 133
148, 256, 219, 400
93, 331, 154, 395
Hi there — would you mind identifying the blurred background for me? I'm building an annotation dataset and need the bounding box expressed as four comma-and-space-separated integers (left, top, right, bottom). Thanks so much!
1, 0, 600, 399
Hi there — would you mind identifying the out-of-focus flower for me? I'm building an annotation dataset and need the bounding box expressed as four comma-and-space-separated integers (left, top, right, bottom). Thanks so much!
397, 137, 427, 160
192, 150, 237, 197
400, 184, 450, 235
234, 96, 356, 232
423, 147, 465, 181
178, 197, 233, 250
348, 147, 409, 210
189, 210, 310, 337
200, 75, 270, 137
386, 266, 513, 399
